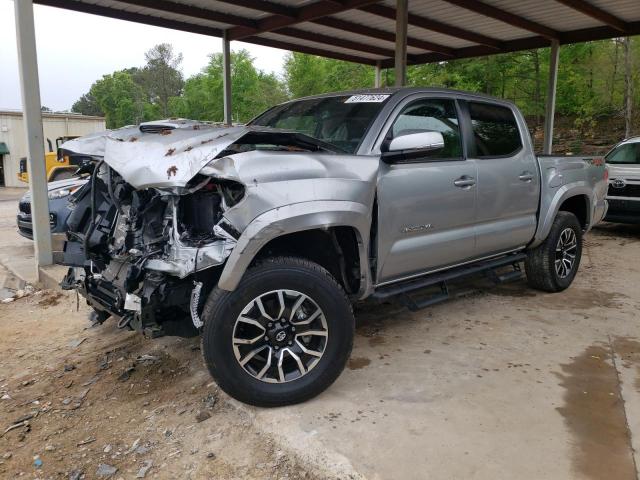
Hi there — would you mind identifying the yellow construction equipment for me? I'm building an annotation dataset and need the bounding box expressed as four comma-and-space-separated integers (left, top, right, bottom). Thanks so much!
17, 136, 80, 183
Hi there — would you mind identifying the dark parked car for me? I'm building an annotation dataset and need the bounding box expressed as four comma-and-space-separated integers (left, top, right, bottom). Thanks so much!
17, 177, 88, 239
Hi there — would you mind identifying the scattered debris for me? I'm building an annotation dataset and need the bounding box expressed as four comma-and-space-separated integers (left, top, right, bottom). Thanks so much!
67, 338, 86, 348
207, 452, 216, 459
202, 393, 217, 410
195, 410, 211, 423
96, 463, 118, 477
68, 469, 83, 480
1, 420, 29, 438
14, 412, 36, 423
103, 444, 112, 454
135, 354, 159, 365
76, 437, 96, 447
64, 364, 76, 372
45, 445, 55, 452
81, 375, 100, 387
136, 459, 153, 478
33, 455, 42, 468
118, 366, 135, 382
125, 438, 141, 455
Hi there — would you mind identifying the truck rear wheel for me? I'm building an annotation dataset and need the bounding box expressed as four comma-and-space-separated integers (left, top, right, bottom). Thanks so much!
201, 256, 354, 407
525, 211, 583, 292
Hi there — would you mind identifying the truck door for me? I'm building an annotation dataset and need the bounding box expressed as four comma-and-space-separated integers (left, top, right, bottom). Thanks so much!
462, 101, 539, 256
375, 97, 478, 285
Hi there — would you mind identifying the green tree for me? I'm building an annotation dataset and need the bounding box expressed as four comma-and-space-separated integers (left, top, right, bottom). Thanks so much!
137, 43, 184, 117
173, 49, 287, 123
71, 93, 103, 117
283, 52, 374, 98
89, 70, 147, 128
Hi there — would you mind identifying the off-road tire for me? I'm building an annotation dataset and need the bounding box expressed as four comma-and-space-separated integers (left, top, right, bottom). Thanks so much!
201, 256, 354, 407
525, 211, 583, 292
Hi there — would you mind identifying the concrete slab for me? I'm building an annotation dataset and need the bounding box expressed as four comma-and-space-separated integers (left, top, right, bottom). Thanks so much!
0, 187, 37, 284
239, 224, 640, 480
39, 263, 68, 290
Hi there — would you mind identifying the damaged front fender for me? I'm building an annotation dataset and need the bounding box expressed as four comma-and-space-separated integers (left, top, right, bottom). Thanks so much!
217, 200, 373, 298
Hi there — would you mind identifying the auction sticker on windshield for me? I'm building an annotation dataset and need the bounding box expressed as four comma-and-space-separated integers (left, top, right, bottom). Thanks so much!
345, 94, 390, 103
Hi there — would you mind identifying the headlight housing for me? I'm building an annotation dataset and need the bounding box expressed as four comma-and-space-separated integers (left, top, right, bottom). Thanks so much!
48, 186, 80, 200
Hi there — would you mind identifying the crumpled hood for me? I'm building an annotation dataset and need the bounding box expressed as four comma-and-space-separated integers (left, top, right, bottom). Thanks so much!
61, 119, 325, 190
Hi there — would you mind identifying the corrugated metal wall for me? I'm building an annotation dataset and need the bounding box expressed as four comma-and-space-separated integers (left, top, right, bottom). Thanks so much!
0, 111, 105, 188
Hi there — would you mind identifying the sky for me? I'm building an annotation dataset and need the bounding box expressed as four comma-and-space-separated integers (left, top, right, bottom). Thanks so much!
0, 0, 287, 112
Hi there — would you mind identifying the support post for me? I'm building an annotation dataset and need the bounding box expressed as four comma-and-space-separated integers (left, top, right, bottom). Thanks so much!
222, 29, 232, 126
394, 0, 408, 87
543, 40, 560, 154
14, 0, 52, 273
374, 60, 382, 88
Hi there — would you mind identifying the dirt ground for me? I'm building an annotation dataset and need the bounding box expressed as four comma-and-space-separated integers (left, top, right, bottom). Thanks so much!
0, 288, 323, 480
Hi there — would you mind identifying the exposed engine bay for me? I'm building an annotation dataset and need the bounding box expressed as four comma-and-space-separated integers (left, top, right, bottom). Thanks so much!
59, 121, 340, 338
60, 163, 242, 337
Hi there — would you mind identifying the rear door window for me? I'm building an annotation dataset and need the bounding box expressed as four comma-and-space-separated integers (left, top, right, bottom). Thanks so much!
468, 102, 522, 157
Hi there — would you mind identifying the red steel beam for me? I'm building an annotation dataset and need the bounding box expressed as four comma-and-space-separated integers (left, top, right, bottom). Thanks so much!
313, 16, 455, 56
440, 0, 559, 40
244, 35, 376, 65
553, 0, 628, 32
276, 27, 397, 59
227, 0, 381, 41
36, 0, 224, 36
115, 0, 256, 28
360, 3, 504, 49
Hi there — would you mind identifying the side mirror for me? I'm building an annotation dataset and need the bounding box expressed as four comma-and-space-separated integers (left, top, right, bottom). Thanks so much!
382, 131, 445, 163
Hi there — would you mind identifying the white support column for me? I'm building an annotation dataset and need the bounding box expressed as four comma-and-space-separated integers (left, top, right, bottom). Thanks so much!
222, 30, 232, 126
394, 0, 408, 87
14, 0, 52, 273
543, 40, 560, 154
374, 60, 382, 88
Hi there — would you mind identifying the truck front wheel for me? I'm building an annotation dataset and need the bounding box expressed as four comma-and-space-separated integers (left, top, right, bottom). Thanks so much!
201, 256, 354, 407
525, 211, 583, 292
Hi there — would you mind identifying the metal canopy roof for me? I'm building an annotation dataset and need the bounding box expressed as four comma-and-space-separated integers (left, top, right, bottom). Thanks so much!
35, 0, 640, 67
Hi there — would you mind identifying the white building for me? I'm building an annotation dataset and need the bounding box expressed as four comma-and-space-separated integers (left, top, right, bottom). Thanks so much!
0, 110, 106, 187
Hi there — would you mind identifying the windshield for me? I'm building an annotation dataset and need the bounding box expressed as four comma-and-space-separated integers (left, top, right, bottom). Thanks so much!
250, 94, 390, 154
605, 142, 640, 164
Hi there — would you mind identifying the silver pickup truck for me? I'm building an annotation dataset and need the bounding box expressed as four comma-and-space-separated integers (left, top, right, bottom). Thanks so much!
57, 88, 608, 406
604, 136, 640, 223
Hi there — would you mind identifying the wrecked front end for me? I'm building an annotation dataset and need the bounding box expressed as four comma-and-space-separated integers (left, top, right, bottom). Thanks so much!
58, 120, 338, 338
60, 163, 241, 337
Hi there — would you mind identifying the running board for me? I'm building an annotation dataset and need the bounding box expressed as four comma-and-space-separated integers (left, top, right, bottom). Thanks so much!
372, 253, 527, 305
399, 282, 450, 312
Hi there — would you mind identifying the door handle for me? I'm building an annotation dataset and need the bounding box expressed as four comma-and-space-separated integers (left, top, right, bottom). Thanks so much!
519, 172, 534, 182
453, 176, 476, 188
